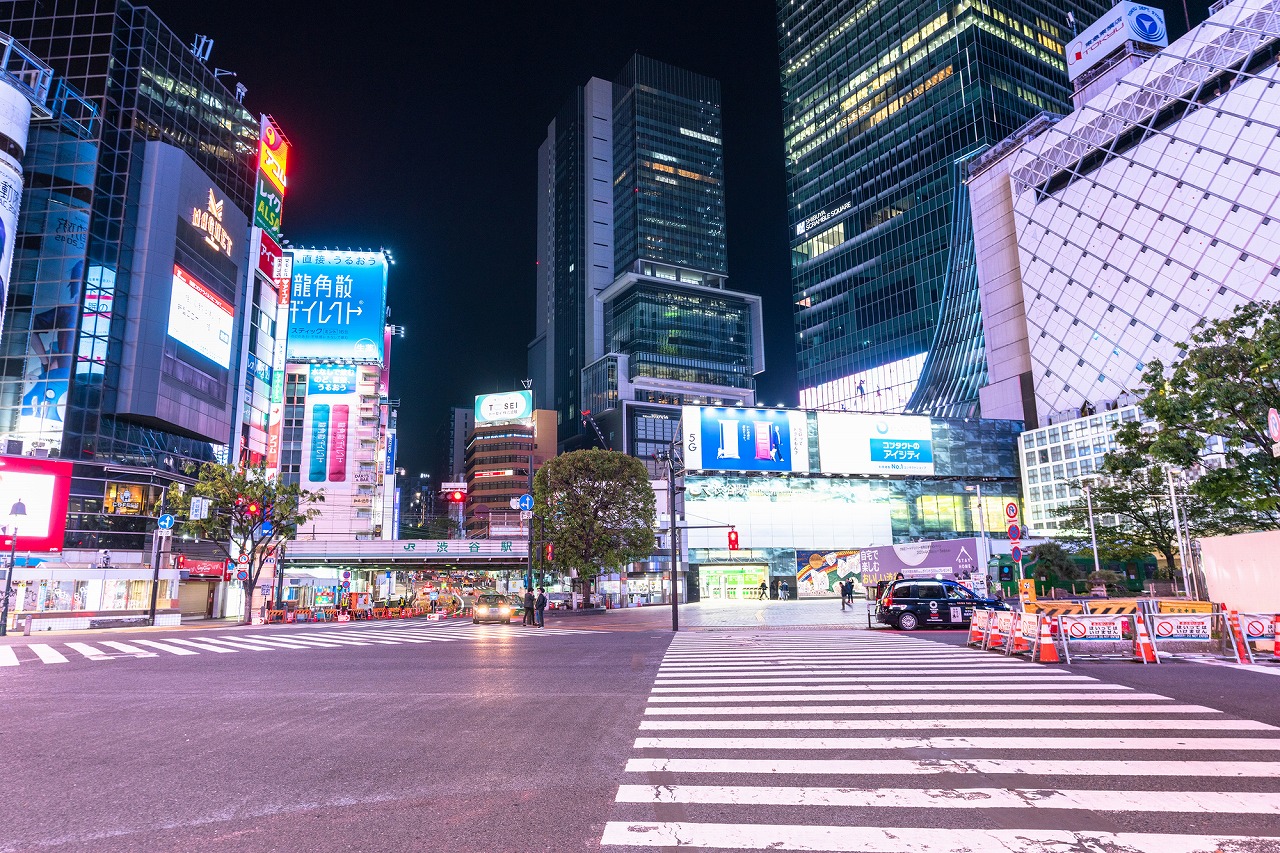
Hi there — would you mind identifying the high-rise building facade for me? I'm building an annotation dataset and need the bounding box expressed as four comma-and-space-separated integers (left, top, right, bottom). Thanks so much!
779, 0, 1107, 417
969, 0, 1280, 427
530, 55, 764, 467
0, 2, 286, 554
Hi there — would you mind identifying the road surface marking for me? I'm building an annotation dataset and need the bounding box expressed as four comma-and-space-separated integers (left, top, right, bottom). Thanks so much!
66, 642, 114, 661
642, 703, 1220, 715
649, 682, 1129, 693
132, 639, 199, 656
195, 637, 275, 651
613, 784, 1280, 813
637, 717, 1272, 731
28, 644, 69, 663
651, 674, 1095, 685
646, 691, 1165, 703
623, 757, 1280, 776
98, 641, 158, 657
599, 823, 1279, 851
633, 735, 1280, 751
0, 646, 19, 666
163, 638, 239, 653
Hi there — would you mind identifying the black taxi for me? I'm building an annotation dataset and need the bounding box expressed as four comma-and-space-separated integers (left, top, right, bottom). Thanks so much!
874, 578, 1010, 630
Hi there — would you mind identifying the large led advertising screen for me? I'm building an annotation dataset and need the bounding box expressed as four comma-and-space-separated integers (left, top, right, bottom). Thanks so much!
682, 406, 810, 473
816, 412, 935, 476
167, 264, 233, 368
0, 456, 72, 552
304, 366, 358, 484
286, 250, 387, 362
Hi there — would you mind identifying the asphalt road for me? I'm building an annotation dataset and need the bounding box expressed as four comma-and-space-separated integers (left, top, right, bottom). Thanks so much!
3, 607, 1279, 852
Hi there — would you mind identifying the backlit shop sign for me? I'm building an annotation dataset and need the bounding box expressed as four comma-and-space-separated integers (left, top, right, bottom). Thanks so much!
473, 469, 515, 478
796, 193, 853, 236
259, 115, 290, 195
192, 189, 233, 258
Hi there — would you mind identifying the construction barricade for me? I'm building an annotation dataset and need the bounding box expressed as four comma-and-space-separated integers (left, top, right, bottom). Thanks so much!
1057, 613, 1152, 663
1237, 613, 1279, 663
1144, 609, 1245, 664
1007, 611, 1038, 656
985, 610, 1016, 651
967, 609, 991, 647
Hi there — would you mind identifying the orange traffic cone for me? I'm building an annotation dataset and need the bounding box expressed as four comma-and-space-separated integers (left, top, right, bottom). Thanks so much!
967, 610, 988, 646
1133, 616, 1158, 664
1038, 616, 1060, 663
1010, 612, 1034, 655
985, 612, 1007, 651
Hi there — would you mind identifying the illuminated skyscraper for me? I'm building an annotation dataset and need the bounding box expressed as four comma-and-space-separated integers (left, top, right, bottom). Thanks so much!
779, 0, 1107, 416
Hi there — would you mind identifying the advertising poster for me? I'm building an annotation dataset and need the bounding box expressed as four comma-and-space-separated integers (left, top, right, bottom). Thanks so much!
474, 390, 533, 425
816, 412, 935, 476
796, 549, 863, 597
168, 264, 234, 368
304, 366, 358, 486
287, 250, 387, 362
682, 406, 810, 472
856, 537, 982, 588
0, 456, 72, 552
104, 482, 144, 514
17, 206, 91, 453
254, 173, 283, 239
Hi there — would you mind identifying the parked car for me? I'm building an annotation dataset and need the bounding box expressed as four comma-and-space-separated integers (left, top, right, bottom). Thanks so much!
875, 578, 1010, 630
472, 593, 514, 624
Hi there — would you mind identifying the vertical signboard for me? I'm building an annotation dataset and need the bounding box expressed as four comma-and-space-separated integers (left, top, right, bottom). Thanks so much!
303, 365, 358, 486
253, 116, 288, 240
286, 250, 388, 362
0, 83, 32, 317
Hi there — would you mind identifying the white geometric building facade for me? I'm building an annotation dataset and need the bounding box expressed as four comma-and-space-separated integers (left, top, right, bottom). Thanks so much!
972, 0, 1280, 426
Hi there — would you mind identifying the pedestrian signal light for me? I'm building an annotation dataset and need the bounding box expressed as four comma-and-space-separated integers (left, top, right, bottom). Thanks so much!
727, 529, 739, 550
544, 542, 553, 562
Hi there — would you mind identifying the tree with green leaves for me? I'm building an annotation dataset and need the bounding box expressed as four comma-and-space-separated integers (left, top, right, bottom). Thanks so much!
1051, 436, 1222, 576
533, 449, 656, 599
166, 464, 323, 624
1129, 300, 1280, 529
1027, 540, 1081, 582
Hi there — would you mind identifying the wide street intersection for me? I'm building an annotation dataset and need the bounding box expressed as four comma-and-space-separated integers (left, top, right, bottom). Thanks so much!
2, 601, 1279, 852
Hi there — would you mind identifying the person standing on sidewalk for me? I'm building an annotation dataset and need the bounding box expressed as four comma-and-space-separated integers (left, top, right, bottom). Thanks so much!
523, 589, 536, 626
840, 579, 853, 610
780, 580, 790, 601
535, 588, 548, 628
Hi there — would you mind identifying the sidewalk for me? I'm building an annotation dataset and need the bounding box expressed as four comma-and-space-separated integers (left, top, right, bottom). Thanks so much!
579, 598, 875, 631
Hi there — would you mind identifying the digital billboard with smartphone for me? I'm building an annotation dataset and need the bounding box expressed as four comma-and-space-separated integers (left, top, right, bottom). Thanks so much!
681, 406, 810, 473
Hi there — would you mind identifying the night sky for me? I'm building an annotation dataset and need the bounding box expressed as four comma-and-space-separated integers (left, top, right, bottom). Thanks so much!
145, 0, 1210, 478
146, 0, 796, 478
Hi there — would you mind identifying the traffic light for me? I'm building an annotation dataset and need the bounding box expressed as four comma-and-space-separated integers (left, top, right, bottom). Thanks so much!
447, 490, 465, 503
544, 542, 553, 562
727, 529, 739, 550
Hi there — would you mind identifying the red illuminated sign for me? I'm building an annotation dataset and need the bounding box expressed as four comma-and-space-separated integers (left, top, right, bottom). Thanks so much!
258, 115, 289, 196
256, 229, 283, 283
0, 456, 73, 552
182, 558, 227, 578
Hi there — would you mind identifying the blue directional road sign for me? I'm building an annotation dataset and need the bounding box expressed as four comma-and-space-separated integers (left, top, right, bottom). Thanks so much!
157, 514, 175, 530
259, 520, 273, 535
518, 494, 534, 512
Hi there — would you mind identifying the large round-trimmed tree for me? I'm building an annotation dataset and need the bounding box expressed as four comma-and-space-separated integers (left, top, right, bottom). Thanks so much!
533, 449, 656, 599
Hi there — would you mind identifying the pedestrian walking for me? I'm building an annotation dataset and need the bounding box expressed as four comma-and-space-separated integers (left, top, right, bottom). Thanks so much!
840, 579, 853, 610
535, 587, 548, 628
757, 581, 768, 601
780, 580, 790, 601
523, 589, 536, 625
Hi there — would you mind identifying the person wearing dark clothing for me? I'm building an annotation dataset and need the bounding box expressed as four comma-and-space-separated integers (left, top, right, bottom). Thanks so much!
840, 580, 853, 610
758, 581, 768, 600
523, 590, 536, 625
779, 581, 790, 601
535, 588, 548, 628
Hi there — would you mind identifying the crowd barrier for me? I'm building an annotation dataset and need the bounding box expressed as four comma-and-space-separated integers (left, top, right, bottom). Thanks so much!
968, 605, 1279, 666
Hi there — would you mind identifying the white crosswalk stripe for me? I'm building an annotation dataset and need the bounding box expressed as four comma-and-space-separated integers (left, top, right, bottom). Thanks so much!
601, 631, 1280, 851
0, 618, 602, 667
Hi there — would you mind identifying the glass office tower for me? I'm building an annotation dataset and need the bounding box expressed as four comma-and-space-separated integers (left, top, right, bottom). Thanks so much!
1, 1, 261, 550
780, 0, 1108, 417
532, 55, 763, 452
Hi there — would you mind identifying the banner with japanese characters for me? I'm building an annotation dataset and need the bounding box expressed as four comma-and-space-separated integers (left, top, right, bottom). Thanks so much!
815, 412, 935, 475
286, 249, 387, 362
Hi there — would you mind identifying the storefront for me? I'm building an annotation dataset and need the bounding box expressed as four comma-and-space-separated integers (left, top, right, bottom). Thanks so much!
4, 560, 181, 631
698, 564, 767, 601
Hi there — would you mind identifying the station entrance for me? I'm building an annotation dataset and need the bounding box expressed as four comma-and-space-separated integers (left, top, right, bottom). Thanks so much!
698, 564, 768, 601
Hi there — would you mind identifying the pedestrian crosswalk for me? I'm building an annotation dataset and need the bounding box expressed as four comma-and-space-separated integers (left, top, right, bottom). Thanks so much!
600, 631, 1280, 852
0, 619, 599, 667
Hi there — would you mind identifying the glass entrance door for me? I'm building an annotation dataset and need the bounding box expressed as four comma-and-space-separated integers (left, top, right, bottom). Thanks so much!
698, 565, 768, 600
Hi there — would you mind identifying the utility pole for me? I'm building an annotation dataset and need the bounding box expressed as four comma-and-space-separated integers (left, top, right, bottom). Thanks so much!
1166, 467, 1194, 598
147, 491, 169, 626
1083, 482, 1102, 579
0, 530, 15, 637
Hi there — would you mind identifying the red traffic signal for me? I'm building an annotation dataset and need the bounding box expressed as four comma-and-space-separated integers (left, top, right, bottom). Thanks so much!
544, 542, 553, 562
727, 529, 739, 550
447, 490, 466, 503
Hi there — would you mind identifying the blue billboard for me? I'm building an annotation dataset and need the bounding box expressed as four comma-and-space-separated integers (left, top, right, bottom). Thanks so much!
684, 406, 811, 473
287, 250, 387, 362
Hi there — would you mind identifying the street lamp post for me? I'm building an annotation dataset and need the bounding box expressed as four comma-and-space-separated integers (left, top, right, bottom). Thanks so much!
1166, 467, 1195, 599
0, 528, 16, 637
1082, 482, 1103, 579
964, 483, 989, 570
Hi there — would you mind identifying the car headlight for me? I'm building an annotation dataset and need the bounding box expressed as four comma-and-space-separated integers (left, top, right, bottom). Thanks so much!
476, 606, 489, 614
499, 606, 511, 614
